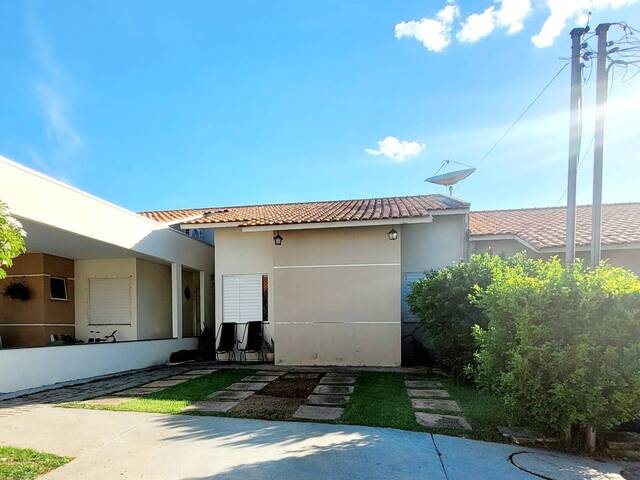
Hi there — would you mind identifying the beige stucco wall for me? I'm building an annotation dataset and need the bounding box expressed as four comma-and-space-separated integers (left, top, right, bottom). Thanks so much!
471, 238, 640, 274
401, 215, 467, 274
273, 226, 401, 366
75, 258, 137, 341
214, 229, 275, 348
136, 259, 172, 340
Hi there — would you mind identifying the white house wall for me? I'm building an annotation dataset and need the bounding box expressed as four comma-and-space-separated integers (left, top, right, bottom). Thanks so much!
0, 156, 214, 332
0, 337, 197, 395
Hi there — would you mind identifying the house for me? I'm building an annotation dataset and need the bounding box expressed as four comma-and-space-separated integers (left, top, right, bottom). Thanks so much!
4, 153, 638, 396
0, 157, 214, 395
140, 195, 470, 367
469, 203, 640, 273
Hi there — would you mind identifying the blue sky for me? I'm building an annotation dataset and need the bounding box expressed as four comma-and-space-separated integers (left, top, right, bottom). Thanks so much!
1, 1, 639, 212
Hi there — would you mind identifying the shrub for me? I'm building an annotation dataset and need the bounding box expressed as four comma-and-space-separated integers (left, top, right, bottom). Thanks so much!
472, 258, 640, 441
408, 253, 514, 378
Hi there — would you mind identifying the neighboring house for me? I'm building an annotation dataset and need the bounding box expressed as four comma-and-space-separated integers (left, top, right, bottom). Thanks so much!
140, 195, 470, 367
470, 203, 640, 273
0, 157, 214, 395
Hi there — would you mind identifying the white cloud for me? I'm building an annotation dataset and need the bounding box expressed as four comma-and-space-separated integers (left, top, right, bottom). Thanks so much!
365, 136, 426, 162
496, 0, 531, 33
458, 0, 531, 43
34, 83, 81, 151
398, 0, 636, 51
395, 3, 460, 52
458, 6, 497, 43
28, 12, 82, 160
532, 0, 639, 48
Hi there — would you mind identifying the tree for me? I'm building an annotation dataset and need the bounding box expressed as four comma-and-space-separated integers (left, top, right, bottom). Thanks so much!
0, 201, 26, 279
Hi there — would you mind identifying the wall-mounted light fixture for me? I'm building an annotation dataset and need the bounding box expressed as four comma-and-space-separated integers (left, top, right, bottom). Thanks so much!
273, 231, 283, 246
387, 228, 398, 241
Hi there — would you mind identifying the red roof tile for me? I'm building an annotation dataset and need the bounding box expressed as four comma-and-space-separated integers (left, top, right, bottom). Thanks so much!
470, 203, 640, 250
139, 194, 468, 227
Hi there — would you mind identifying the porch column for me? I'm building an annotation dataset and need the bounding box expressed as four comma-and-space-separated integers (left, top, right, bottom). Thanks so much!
199, 270, 206, 333
171, 263, 183, 339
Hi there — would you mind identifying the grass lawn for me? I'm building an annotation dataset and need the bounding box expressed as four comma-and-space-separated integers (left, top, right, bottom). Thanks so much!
341, 371, 507, 442
0, 446, 70, 480
64, 368, 506, 443
65, 369, 250, 414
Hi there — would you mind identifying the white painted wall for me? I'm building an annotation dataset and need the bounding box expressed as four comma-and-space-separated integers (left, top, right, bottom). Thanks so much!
0, 337, 197, 395
75, 258, 138, 341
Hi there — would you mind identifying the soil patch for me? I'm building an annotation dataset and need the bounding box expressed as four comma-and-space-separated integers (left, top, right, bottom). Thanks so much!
230, 395, 301, 420
260, 373, 323, 399
228, 372, 325, 420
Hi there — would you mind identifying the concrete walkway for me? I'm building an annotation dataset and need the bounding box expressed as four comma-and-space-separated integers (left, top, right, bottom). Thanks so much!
0, 406, 629, 480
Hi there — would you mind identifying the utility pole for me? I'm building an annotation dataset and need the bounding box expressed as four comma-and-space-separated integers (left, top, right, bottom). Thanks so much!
591, 23, 611, 268
565, 27, 587, 265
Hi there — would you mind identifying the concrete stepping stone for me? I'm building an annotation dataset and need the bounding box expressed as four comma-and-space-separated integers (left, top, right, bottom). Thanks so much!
324, 372, 355, 378
293, 405, 344, 420
319, 376, 355, 385
256, 370, 287, 376
183, 400, 238, 413
206, 390, 254, 401
306, 394, 350, 406
313, 385, 354, 395
141, 379, 188, 388
186, 369, 219, 375
411, 399, 461, 412
241, 375, 280, 382
227, 382, 268, 391
405, 380, 442, 389
415, 412, 472, 430
407, 389, 449, 398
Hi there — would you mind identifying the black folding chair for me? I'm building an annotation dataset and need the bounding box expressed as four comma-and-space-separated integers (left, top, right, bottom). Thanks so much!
237, 321, 264, 362
216, 322, 237, 361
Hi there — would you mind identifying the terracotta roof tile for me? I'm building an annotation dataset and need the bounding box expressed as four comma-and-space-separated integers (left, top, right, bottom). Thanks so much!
470, 203, 640, 250
139, 194, 468, 227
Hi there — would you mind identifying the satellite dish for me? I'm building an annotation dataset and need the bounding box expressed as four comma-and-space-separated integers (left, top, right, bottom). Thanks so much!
425, 160, 475, 195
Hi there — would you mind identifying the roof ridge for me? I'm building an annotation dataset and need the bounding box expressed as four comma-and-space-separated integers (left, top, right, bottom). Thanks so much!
139, 193, 466, 215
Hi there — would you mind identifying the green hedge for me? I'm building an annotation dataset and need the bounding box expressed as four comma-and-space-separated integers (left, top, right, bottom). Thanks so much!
472, 258, 640, 438
408, 253, 531, 379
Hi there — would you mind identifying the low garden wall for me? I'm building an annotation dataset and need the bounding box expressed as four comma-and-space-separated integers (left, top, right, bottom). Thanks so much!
0, 337, 197, 395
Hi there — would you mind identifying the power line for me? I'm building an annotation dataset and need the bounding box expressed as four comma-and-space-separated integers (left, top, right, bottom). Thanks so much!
473, 61, 570, 170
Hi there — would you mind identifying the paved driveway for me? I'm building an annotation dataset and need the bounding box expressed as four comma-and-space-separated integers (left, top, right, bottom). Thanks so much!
0, 406, 629, 479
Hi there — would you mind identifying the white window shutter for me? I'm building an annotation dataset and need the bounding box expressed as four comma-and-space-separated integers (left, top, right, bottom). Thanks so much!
89, 277, 132, 325
223, 274, 263, 323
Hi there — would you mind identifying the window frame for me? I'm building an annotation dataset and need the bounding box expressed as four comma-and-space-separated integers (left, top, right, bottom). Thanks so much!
49, 276, 68, 302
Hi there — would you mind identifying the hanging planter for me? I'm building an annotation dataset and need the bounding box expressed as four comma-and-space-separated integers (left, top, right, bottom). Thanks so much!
3, 282, 33, 301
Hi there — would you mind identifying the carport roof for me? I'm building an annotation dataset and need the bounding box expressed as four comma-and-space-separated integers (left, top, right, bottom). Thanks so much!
139, 194, 469, 227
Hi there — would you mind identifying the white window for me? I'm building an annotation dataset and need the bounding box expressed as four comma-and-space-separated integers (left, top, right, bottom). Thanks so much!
88, 277, 132, 325
402, 272, 424, 324
223, 274, 267, 323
